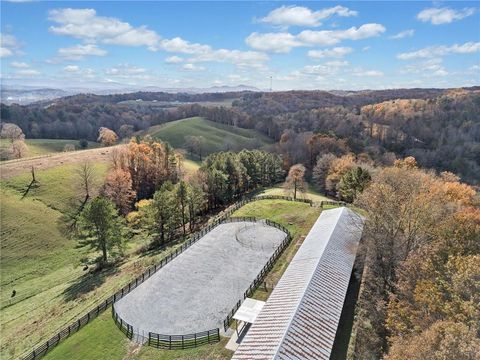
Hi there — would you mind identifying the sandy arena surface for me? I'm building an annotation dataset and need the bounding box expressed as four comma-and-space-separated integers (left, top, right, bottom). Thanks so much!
114, 221, 286, 336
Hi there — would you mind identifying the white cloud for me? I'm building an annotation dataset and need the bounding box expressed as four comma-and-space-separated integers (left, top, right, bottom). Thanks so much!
398, 42, 480, 60
259, 5, 357, 28
325, 60, 349, 67
62, 65, 96, 78
302, 60, 347, 75
48, 8, 160, 50
245, 32, 302, 53
16, 69, 40, 76
182, 63, 205, 71
417, 7, 476, 25
63, 65, 80, 73
400, 58, 449, 77
0, 33, 20, 58
159, 37, 210, 54
390, 29, 415, 39
246, 23, 384, 53
191, 49, 269, 69
10, 61, 29, 68
298, 23, 386, 46
47, 9, 267, 69
56, 44, 107, 61
352, 69, 383, 77
165, 56, 184, 64
1, 47, 13, 57
105, 65, 146, 76
308, 47, 353, 59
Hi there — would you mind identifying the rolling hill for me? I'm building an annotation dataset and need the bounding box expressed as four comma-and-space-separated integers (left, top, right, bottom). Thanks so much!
142, 117, 274, 156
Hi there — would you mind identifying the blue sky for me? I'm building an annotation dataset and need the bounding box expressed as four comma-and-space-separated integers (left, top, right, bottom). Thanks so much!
1, 1, 479, 90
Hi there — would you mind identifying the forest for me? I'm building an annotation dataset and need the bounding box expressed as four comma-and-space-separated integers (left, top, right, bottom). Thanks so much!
1, 87, 479, 184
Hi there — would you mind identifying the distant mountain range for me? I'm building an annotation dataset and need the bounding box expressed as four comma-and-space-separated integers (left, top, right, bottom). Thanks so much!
0, 84, 261, 105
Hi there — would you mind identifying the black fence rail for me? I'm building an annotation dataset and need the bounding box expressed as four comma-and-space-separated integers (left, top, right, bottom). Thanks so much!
112, 306, 134, 340
22, 193, 330, 359
223, 217, 292, 332
148, 329, 220, 349
22, 216, 227, 360
319, 200, 347, 207
111, 215, 289, 349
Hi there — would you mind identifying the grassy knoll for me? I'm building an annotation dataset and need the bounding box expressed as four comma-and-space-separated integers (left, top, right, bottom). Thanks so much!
143, 117, 273, 156
0, 139, 99, 159
257, 184, 330, 203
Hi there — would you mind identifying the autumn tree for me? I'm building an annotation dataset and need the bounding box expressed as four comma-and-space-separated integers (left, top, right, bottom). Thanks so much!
113, 139, 180, 199
312, 153, 337, 192
353, 161, 478, 359
78, 197, 126, 267
325, 154, 355, 195
11, 140, 28, 159
97, 127, 118, 146
1, 123, 27, 159
284, 164, 307, 200
0, 123, 25, 143
386, 321, 480, 360
103, 168, 136, 215
307, 134, 349, 167
338, 166, 371, 202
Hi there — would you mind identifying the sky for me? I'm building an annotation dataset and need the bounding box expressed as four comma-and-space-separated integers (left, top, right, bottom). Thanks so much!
1, 1, 479, 91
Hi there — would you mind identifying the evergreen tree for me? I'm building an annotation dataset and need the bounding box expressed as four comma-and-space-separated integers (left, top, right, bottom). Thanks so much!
78, 197, 126, 267
339, 166, 371, 202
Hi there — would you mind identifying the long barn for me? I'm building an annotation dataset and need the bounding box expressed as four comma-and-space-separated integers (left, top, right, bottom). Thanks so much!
232, 207, 364, 360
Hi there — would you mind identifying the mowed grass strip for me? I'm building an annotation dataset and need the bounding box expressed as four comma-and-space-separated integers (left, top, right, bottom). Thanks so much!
0, 139, 100, 159
143, 117, 273, 155
257, 184, 331, 203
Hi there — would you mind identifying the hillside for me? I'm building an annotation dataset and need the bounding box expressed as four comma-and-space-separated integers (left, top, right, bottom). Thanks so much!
0, 139, 100, 160
142, 117, 274, 156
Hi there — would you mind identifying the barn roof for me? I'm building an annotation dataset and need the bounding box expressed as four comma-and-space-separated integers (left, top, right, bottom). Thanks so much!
231, 207, 364, 360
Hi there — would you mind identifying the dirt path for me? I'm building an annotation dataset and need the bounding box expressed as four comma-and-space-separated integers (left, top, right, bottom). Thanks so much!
0, 145, 124, 179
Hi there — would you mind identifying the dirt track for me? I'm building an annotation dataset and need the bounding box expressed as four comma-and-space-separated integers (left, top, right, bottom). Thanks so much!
0, 145, 124, 179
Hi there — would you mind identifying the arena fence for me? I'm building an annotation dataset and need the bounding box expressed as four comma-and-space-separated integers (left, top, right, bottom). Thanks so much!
22, 193, 344, 359
222, 217, 292, 332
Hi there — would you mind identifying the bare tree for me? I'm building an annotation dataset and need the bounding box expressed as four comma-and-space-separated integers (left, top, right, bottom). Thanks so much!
76, 162, 96, 207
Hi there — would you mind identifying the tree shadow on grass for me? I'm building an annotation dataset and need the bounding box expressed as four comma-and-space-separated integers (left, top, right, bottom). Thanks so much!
62, 264, 120, 302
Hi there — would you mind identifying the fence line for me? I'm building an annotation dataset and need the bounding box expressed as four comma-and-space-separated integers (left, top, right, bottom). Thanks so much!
222, 217, 292, 332
22, 193, 344, 359
112, 215, 290, 349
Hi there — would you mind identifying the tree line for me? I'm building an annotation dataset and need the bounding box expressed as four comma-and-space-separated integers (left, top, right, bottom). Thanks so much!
350, 158, 479, 359
1, 87, 478, 183
73, 139, 283, 267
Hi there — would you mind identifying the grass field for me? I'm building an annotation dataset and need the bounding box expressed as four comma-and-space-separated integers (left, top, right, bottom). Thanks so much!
0, 156, 205, 360
39, 199, 321, 360
142, 117, 273, 156
0, 139, 100, 159
257, 184, 330, 203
